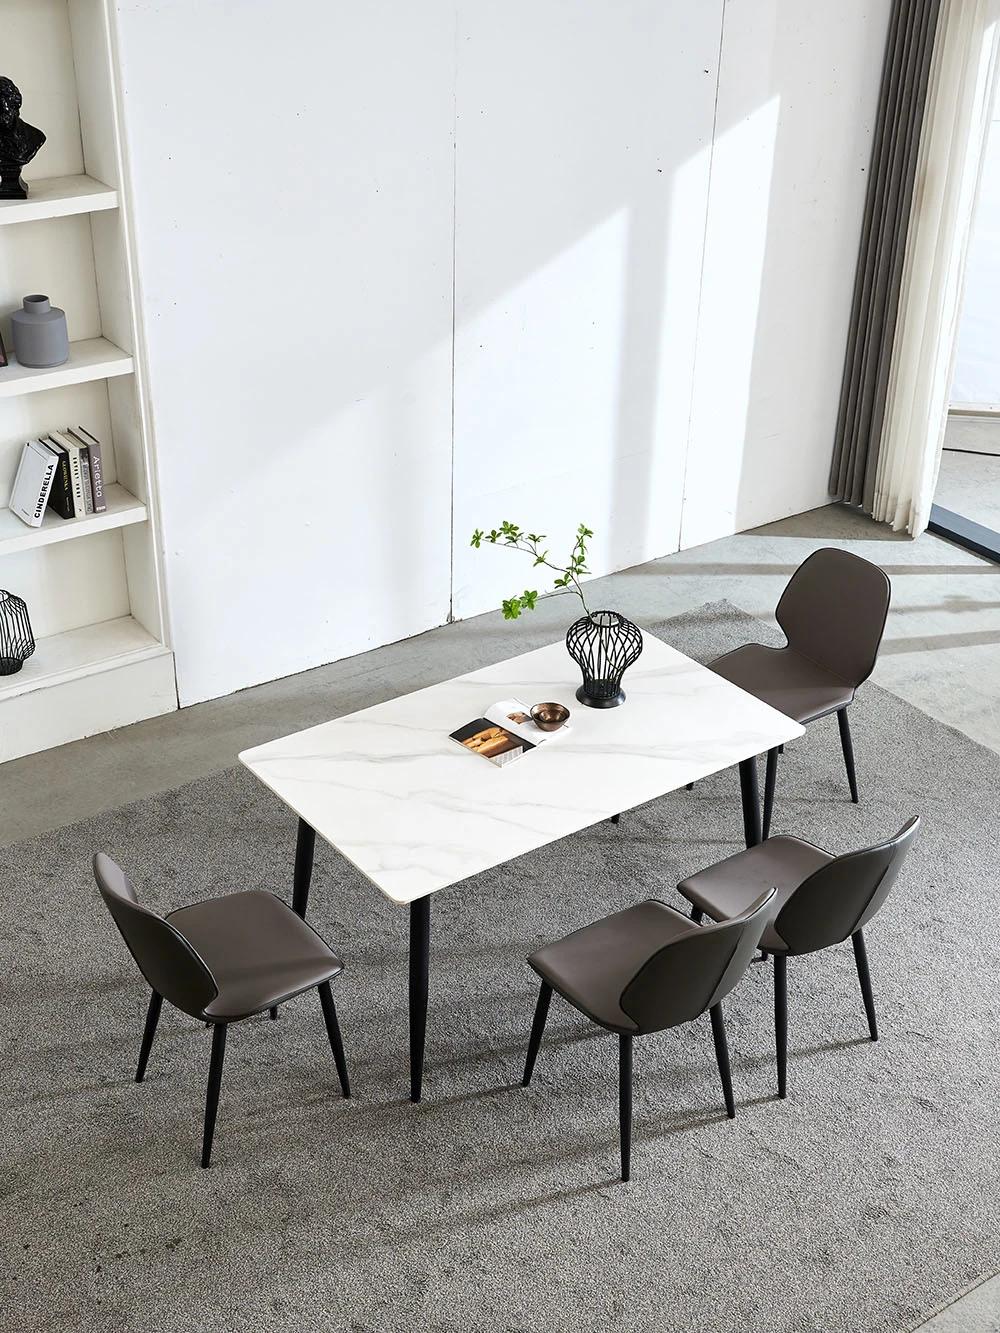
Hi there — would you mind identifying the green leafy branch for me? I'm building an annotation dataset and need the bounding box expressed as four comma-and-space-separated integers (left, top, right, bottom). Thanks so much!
470, 520, 594, 620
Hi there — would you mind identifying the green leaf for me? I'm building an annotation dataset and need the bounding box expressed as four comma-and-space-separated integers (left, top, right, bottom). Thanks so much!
471, 529, 483, 548
522, 589, 538, 610
501, 597, 522, 620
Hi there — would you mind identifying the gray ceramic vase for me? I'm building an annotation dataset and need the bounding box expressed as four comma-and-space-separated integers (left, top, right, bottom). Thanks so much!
11, 294, 69, 368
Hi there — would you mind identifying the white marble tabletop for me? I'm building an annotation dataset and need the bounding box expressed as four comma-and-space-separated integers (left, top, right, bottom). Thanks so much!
240, 632, 804, 905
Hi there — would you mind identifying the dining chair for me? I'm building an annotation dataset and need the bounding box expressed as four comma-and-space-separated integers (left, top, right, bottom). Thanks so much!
94, 852, 351, 1168
521, 887, 776, 1182
677, 816, 919, 1098
708, 547, 891, 837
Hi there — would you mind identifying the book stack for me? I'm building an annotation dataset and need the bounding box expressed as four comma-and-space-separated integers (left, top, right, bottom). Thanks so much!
8, 427, 107, 529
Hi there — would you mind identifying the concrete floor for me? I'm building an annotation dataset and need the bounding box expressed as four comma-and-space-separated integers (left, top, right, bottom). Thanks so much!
936, 412, 1000, 534
936, 449, 1000, 531
4, 499, 1000, 1329
914, 1272, 1000, 1332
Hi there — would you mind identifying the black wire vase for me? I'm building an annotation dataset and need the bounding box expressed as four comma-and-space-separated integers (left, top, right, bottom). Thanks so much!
0, 589, 35, 675
565, 610, 643, 708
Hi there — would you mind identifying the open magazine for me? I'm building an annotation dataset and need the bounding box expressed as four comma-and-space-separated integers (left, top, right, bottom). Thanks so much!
449, 698, 569, 768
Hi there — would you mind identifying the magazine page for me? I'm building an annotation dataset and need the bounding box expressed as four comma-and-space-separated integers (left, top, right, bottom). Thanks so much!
449, 717, 532, 767
484, 698, 568, 746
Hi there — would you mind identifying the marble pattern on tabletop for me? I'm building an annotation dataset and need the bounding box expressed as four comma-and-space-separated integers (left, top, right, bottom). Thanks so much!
240, 633, 803, 904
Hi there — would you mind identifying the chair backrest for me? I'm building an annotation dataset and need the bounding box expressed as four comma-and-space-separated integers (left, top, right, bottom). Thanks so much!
620, 889, 776, 1034
773, 817, 919, 955
93, 853, 218, 1018
776, 548, 890, 687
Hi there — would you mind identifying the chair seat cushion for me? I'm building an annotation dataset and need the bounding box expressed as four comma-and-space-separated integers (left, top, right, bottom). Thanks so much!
709, 643, 855, 724
528, 900, 695, 1034
677, 836, 833, 953
167, 890, 343, 1020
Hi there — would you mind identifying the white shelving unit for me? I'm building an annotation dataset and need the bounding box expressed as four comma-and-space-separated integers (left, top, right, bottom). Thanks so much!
0, 174, 118, 226
0, 0, 176, 762
0, 338, 134, 398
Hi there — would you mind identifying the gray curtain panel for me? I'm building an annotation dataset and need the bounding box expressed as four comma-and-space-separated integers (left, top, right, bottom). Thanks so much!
830, 0, 942, 511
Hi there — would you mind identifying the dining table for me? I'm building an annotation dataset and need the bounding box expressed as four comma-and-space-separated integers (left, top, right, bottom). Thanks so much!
239, 629, 804, 1101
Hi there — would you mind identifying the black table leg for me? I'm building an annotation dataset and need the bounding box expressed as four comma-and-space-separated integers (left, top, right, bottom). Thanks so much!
738, 756, 761, 848
409, 896, 431, 1103
291, 818, 316, 919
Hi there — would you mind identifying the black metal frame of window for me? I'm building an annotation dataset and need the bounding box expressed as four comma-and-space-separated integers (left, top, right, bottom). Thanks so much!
928, 504, 1000, 564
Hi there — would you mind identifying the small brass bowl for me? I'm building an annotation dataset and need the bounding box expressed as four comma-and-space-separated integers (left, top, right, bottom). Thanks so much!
531, 701, 570, 732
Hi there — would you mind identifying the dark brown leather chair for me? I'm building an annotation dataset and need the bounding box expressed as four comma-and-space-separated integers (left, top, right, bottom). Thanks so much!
94, 853, 350, 1167
677, 817, 919, 1098
709, 548, 891, 838
521, 888, 776, 1182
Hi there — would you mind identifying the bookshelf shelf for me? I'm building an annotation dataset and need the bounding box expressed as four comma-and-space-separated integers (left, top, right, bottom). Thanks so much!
0, 174, 118, 227
0, 339, 134, 400
0, 615, 166, 703
0, 483, 147, 556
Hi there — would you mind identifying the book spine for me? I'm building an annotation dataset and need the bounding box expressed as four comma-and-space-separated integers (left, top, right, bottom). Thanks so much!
68, 426, 107, 513
53, 432, 87, 517
79, 446, 95, 515
22, 442, 58, 527
85, 437, 106, 512
44, 438, 74, 520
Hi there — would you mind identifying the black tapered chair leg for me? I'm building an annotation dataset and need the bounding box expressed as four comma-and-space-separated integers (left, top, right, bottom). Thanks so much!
685, 782, 694, 792
709, 1003, 736, 1119
852, 930, 879, 1041
837, 707, 859, 804
619, 1034, 633, 1183
610, 813, 621, 825
689, 905, 704, 924
318, 981, 351, 1097
522, 981, 552, 1086
201, 1022, 228, 1168
135, 990, 162, 1083
774, 954, 788, 1099
762, 747, 778, 839
268, 1007, 278, 1020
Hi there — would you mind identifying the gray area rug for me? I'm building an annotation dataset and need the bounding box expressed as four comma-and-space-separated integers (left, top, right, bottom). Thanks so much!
3, 602, 998, 1333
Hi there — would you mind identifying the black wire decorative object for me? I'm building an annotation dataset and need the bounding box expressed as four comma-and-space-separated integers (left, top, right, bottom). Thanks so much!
0, 589, 35, 675
565, 610, 643, 708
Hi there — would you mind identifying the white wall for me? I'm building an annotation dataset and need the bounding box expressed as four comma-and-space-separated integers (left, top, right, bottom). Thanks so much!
114, 1, 456, 705
114, 0, 892, 705
682, 0, 892, 548
951, 104, 1000, 407
451, 1, 721, 618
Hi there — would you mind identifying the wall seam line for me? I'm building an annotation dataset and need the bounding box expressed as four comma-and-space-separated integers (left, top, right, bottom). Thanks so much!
677, 0, 728, 552
447, 7, 459, 623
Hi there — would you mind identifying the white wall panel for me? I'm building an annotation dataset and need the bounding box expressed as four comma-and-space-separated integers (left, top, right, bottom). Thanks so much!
682, 0, 893, 549
451, 0, 723, 619
114, 0, 456, 705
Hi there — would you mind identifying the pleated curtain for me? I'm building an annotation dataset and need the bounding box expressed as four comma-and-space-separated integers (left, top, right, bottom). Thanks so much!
829, 0, 942, 514
872, 0, 1000, 533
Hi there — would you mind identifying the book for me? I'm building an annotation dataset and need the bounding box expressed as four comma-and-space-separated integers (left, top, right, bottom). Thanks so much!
9, 439, 59, 528
449, 698, 569, 768
79, 444, 95, 515
43, 435, 75, 520
68, 426, 106, 513
49, 430, 87, 517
